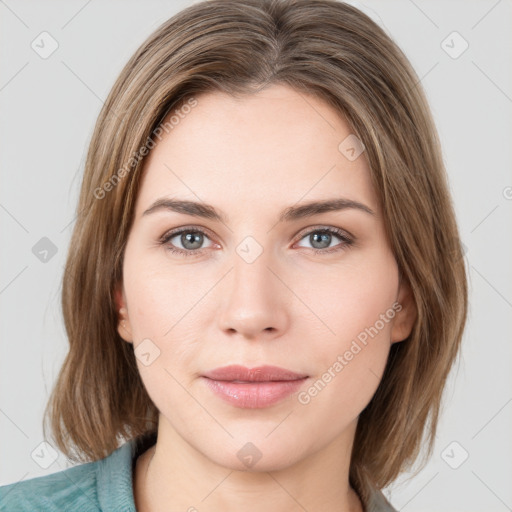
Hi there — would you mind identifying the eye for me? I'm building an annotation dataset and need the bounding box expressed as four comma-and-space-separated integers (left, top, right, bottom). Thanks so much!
159, 225, 354, 257
159, 227, 215, 257
294, 226, 354, 254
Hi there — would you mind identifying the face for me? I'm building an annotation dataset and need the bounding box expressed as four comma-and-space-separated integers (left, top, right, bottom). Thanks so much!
115, 84, 416, 472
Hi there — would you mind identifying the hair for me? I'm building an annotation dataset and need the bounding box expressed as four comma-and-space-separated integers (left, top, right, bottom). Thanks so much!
43, 0, 468, 506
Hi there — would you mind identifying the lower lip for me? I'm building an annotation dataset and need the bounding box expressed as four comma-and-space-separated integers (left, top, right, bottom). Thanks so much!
202, 377, 308, 408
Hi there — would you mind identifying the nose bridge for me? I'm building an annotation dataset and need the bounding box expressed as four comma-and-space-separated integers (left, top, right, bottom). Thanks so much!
217, 236, 288, 338
232, 241, 273, 295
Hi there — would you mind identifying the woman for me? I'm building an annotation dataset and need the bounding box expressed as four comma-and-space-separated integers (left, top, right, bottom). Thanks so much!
0, 0, 467, 510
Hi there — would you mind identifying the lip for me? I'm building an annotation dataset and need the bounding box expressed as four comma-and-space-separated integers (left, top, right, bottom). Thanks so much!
202, 365, 308, 382
201, 365, 309, 408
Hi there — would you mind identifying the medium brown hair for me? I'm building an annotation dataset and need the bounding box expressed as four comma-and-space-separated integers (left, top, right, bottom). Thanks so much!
43, 0, 468, 504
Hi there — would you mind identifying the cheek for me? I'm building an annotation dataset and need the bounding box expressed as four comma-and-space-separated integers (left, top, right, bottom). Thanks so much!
294, 252, 398, 411
124, 250, 204, 339
123, 262, 204, 410
302, 247, 399, 350
123, 251, 210, 386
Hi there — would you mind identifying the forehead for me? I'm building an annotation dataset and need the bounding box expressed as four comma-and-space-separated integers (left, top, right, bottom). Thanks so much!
134, 84, 378, 219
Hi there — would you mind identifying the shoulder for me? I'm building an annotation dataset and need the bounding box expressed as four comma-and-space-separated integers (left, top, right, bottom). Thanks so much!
0, 458, 101, 512
366, 484, 397, 512
0, 435, 147, 512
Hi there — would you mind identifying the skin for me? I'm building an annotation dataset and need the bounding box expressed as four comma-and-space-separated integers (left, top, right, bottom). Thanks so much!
115, 84, 416, 512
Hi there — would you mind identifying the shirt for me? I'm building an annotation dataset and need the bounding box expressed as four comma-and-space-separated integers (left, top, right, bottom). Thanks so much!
0, 431, 397, 511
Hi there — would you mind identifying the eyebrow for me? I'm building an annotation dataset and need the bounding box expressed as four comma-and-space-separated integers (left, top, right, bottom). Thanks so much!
142, 197, 375, 223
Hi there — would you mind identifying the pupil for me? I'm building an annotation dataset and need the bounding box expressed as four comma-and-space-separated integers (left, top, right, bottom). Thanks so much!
183, 232, 203, 249
312, 232, 330, 249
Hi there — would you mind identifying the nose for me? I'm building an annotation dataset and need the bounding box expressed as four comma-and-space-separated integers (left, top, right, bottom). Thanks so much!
217, 245, 290, 340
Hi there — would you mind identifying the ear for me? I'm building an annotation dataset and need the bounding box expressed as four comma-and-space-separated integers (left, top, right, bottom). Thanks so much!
114, 281, 134, 344
390, 278, 417, 344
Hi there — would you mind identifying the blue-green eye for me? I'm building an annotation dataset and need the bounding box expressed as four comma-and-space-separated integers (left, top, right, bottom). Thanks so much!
159, 226, 354, 257
295, 227, 353, 254
160, 228, 214, 257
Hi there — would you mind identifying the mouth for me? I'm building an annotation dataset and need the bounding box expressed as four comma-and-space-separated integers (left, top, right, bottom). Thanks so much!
202, 364, 308, 382
201, 365, 309, 408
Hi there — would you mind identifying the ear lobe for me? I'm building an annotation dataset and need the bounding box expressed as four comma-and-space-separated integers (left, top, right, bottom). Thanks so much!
114, 282, 133, 344
391, 279, 417, 344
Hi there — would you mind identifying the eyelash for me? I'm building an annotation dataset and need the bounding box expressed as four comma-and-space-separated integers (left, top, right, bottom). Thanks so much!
158, 225, 354, 257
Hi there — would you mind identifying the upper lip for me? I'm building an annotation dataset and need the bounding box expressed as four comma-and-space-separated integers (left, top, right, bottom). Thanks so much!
202, 365, 308, 382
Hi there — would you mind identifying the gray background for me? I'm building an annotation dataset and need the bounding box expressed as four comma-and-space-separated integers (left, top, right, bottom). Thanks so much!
1, 1, 511, 510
